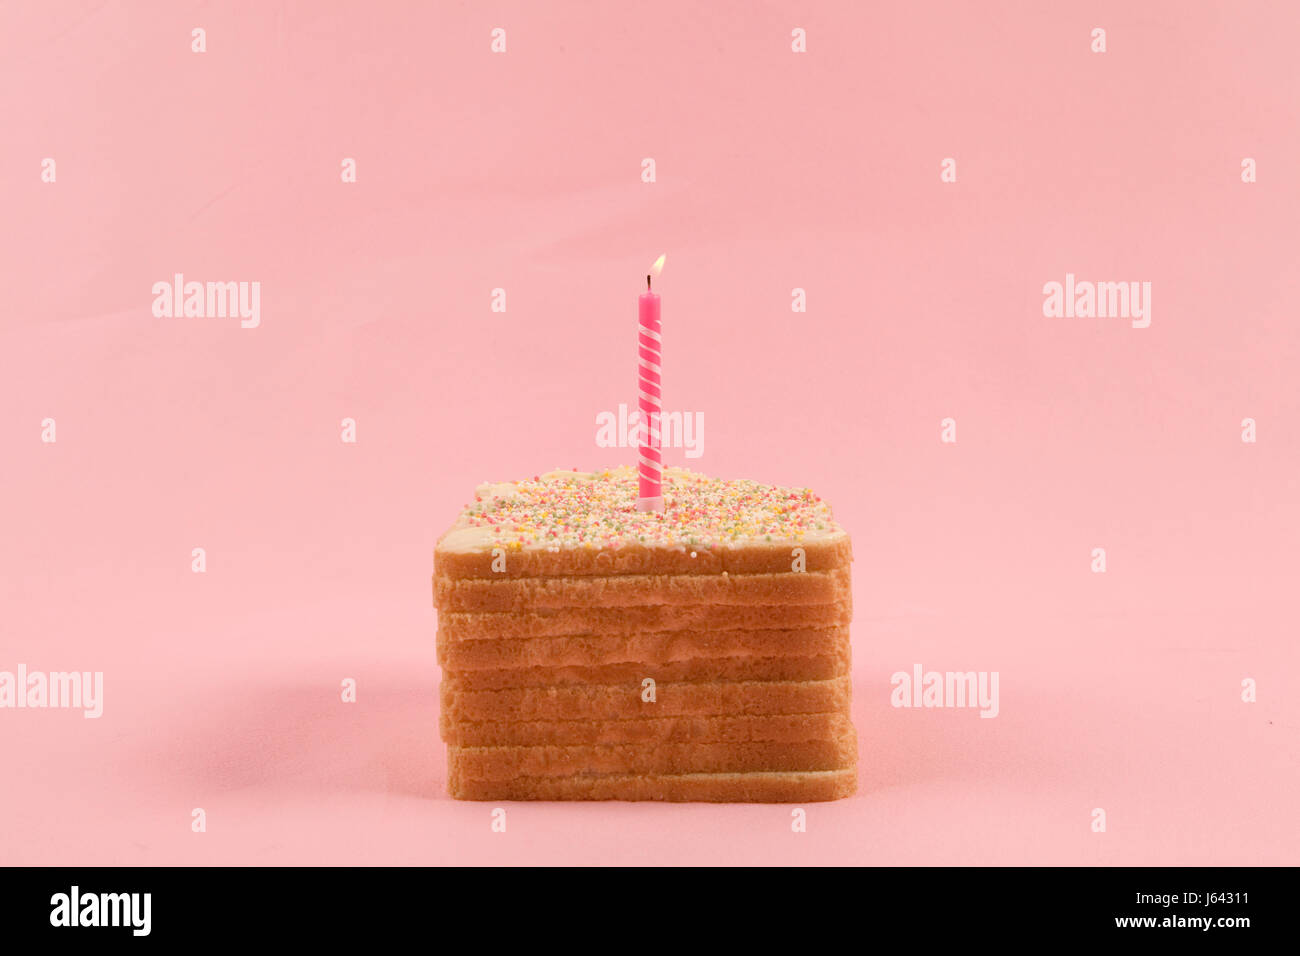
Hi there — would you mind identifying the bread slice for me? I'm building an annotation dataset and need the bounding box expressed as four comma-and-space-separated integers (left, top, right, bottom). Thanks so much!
441, 676, 852, 722
440, 711, 855, 748
434, 567, 850, 612
437, 599, 851, 641
434, 467, 851, 580
441, 652, 849, 692
449, 731, 856, 781
447, 768, 858, 802
437, 540, 852, 580
437, 625, 851, 671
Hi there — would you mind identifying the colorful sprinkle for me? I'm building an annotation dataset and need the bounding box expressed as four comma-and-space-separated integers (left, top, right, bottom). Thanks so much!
457, 466, 840, 551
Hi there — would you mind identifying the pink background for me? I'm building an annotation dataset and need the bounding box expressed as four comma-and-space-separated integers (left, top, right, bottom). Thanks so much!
2, 0, 1297, 865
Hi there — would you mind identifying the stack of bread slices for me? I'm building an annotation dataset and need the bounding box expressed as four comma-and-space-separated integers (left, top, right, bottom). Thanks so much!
434, 467, 856, 802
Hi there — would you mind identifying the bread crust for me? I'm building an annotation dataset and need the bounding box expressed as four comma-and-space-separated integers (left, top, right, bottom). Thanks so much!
437, 599, 851, 641
434, 567, 850, 612
436, 625, 852, 671
434, 535, 852, 580
441, 676, 852, 722
440, 711, 855, 747
441, 652, 849, 692
446, 768, 858, 802
449, 731, 856, 781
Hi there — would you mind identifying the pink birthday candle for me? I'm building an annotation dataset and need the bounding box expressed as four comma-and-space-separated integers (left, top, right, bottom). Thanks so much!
636, 255, 666, 512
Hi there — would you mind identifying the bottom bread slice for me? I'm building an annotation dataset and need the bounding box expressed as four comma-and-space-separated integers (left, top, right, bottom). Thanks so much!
440, 711, 854, 747
449, 731, 856, 781
447, 768, 858, 802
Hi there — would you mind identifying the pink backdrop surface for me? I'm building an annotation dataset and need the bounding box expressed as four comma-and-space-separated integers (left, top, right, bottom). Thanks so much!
2, 1, 1298, 865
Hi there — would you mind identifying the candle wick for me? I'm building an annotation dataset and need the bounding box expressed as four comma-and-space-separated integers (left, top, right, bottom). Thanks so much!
646, 274, 652, 291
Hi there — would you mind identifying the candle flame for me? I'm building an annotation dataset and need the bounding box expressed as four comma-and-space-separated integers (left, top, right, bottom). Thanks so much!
650, 254, 666, 277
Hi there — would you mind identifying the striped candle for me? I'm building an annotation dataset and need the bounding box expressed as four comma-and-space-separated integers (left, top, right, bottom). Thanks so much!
636, 256, 666, 512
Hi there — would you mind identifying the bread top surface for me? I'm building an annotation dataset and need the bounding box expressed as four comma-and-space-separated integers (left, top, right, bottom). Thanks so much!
437, 466, 847, 557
